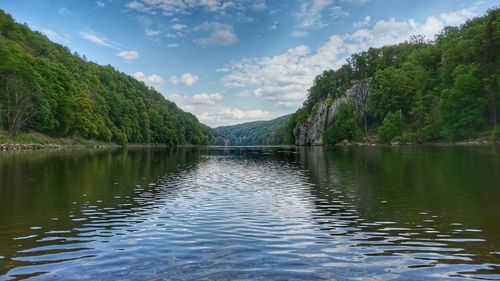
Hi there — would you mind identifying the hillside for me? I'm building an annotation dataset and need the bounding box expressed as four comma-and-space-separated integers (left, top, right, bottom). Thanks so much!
272, 7, 500, 145
0, 10, 211, 145
213, 115, 291, 146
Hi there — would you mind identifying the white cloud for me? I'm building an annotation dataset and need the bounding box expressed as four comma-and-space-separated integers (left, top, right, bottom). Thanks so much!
145, 28, 161, 36
296, 0, 332, 29
41, 28, 70, 44
253, 0, 267, 11
220, 9, 476, 109
195, 21, 238, 46
116, 50, 140, 61
197, 107, 271, 127
165, 93, 272, 126
192, 92, 223, 105
96, 1, 105, 8
291, 31, 309, 38
439, 9, 476, 26
353, 16, 372, 27
167, 43, 179, 48
126, 0, 243, 15
132, 71, 165, 90
170, 73, 199, 86
293, 0, 348, 37
79, 31, 120, 50
171, 23, 187, 31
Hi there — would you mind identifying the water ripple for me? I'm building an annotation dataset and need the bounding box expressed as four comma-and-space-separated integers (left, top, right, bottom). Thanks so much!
0, 149, 498, 280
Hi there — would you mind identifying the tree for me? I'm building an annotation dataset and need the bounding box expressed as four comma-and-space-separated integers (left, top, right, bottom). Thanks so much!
441, 64, 486, 140
480, 8, 500, 126
0, 75, 37, 133
323, 102, 362, 144
352, 78, 370, 135
378, 111, 403, 142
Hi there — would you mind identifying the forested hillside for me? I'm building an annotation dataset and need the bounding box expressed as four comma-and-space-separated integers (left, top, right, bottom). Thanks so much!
0, 10, 211, 145
274, 8, 499, 145
213, 115, 290, 146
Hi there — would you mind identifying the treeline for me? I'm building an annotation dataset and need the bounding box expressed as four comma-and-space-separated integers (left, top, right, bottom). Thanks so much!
0, 10, 211, 145
275, 7, 499, 144
213, 114, 290, 146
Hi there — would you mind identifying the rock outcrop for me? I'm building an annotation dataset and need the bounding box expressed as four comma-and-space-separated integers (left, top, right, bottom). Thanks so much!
295, 79, 370, 145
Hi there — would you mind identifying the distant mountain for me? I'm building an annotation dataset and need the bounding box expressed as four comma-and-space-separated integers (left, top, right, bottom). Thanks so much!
0, 10, 211, 145
212, 115, 291, 146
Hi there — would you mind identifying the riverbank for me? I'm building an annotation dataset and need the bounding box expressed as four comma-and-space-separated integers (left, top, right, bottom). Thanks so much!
0, 131, 115, 151
332, 136, 499, 146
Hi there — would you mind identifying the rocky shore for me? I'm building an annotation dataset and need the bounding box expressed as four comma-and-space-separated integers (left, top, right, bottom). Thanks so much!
0, 143, 111, 151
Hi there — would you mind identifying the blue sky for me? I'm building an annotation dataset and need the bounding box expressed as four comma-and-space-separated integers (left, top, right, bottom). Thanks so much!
2, 0, 497, 127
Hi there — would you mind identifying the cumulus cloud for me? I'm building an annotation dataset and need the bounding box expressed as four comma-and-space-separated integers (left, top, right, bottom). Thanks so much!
145, 28, 161, 36
165, 92, 272, 126
170, 73, 199, 86
220, 9, 477, 109
194, 21, 238, 46
192, 92, 223, 105
171, 23, 187, 31
79, 30, 120, 50
439, 9, 476, 26
167, 43, 179, 48
132, 71, 165, 90
116, 50, 140, 61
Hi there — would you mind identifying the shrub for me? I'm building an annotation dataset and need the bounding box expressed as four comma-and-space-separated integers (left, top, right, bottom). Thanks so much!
323, 102, 362, 144
493, 126, 500, 140
378, 112, 403, 142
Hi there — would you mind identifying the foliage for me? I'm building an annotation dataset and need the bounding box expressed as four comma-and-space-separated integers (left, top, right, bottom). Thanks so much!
378, 112, 403, 142
212, 115, 291, 146
440, 64, 486, 140
0, 10, 211, 145
323, 102, 362, 144
283, 7, 500, 144
492, 126, 500, 140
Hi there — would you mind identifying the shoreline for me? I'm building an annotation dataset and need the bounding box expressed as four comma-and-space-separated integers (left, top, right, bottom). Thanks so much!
1, 140, 498, 151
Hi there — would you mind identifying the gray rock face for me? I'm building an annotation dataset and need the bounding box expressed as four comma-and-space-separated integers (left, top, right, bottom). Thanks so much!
295, 79, 370, 146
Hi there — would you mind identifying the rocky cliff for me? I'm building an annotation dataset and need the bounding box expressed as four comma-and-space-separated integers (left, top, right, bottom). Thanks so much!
295, 79, 370, 145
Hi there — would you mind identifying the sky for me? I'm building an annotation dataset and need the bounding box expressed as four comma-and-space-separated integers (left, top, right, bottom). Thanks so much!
1, 0, 497, 127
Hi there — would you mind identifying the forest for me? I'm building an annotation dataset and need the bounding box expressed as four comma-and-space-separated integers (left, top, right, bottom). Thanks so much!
272, 7, 500, 144
212, 115, 290, 146
0, 10, 211, 145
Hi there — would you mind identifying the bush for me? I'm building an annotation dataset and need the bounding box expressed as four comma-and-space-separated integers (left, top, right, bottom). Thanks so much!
378, 112, 403, 142
323, 102, 362, 144
394, 132, 418, 143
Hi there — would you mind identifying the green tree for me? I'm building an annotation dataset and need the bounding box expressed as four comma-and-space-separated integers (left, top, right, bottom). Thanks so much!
441, 64, 486, 140
323, 102, 362, 144
378, 111, 403, 142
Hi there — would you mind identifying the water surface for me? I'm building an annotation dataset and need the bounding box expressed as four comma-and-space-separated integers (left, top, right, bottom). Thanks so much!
0, 146, 498, 280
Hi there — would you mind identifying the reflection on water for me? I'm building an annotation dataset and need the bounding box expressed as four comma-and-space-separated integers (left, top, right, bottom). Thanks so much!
0, 146, 498, 280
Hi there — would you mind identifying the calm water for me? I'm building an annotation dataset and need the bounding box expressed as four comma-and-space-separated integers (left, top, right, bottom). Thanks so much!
0, 146, 499, 280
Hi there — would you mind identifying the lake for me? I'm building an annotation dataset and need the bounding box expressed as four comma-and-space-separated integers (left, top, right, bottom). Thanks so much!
0, 146, 498, 280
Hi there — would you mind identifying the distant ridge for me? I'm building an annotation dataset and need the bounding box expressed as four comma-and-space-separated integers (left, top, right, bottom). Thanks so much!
212, 115, 291, 146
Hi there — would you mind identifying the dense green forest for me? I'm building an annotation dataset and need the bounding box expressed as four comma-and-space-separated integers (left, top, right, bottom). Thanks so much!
212, 115, 290, 146
274, 8, 500, 144
0, 10, 211, 145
